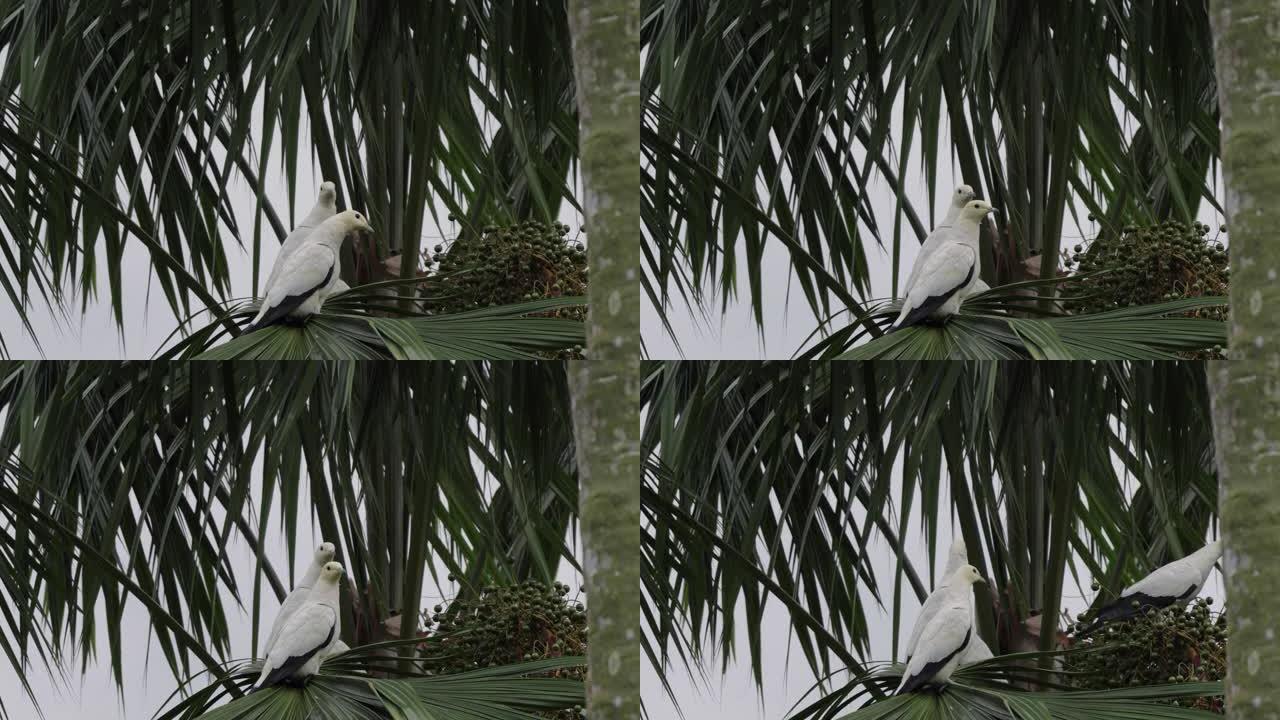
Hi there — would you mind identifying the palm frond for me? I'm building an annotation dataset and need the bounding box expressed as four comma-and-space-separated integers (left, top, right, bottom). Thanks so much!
156, 296, 587, 360
809, 296, 1227, 360
158, 656, 586, 720
785, 651, 1221, 720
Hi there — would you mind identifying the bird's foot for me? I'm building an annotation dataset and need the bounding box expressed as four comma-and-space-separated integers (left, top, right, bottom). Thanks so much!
283, 316, 307, 328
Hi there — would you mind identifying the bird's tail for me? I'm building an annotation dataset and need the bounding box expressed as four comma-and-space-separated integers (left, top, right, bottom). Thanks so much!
1075, 601, 1133, 637
889, 300, 914, 333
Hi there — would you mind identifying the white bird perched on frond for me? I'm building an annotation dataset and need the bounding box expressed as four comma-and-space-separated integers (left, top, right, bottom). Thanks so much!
905, 537, 968, 660
896, 564, 985, 695
891, 200, 996, 331
1078, 539, 1222, 635
905, 538, 994, 667
264, 182, 338, 291
254, 561, 345, 690
903, 184, 976, 294
263, 542, 336, 656
246, 210, 374, 333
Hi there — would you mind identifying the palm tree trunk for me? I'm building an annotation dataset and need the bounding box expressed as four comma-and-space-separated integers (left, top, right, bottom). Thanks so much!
566, 0, 640, 717
1208, 361, 1280, 718
1208, 4, 1280, 715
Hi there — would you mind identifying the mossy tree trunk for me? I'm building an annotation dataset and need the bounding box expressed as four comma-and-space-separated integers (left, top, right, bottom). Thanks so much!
566, 1, 640, 719
1208, 2, 1280, 717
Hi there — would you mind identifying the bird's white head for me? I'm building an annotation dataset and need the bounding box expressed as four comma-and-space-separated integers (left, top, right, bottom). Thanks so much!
320, 561, 345, 584
315, 542, 336, 564
953, 184, 976, 206
342, 209, 374, 236
318, 181, 337, 205
952, 564, 985, 586
960, 200, 996, 222
316, 210, 375, 248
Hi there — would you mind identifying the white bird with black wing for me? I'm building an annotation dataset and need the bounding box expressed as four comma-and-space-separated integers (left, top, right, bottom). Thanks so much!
263, 542, 336, 656
264, 181, 338, 291
891, 200, 996, 331
905, 537, 969, 661
1079, 539, 1222, 635
254, 561, 345, 690
905, 540, 994, 667
246, 210, 373, 333
904, 184, 976, 294
896, 564, 985, 695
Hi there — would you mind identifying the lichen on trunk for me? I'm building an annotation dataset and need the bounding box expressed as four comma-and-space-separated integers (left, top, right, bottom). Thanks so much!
565, 0, 640, 718
1207, 4, 1280, 715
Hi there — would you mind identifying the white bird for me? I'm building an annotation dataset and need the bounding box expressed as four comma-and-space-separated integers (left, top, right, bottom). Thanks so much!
905, 538, 969, 660
254, 561, 345, 690
891, 200, 996, 331
903, 538, 995, 666
263, 542, 336, 656
322, 640, 351, 660
264, 182, 338, 291
246, 210, 374, 333
903, 184, 976, 294
896, 564, 985, 695
1079, 539, 1222, 634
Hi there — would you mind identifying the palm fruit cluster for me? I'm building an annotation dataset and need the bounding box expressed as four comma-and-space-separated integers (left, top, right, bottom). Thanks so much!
425, 219, 587, 316
1061, 220, 1228, 357
423, 579, 587, 719
1066, 597, 1225, 713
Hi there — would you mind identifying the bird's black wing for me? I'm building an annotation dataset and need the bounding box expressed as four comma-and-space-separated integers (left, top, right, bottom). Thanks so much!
246, 264, 334, 334
892, 262, 975, 332
897, 627, 971, 695
256, 610, 336, 690
1079, 584, 1198, 634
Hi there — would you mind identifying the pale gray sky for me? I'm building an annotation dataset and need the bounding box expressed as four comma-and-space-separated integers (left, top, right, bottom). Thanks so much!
0, 453, 584, 719
641, 468, 1224, 720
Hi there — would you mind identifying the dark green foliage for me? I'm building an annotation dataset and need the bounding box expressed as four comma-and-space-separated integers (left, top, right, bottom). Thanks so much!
426, 581, 588, 719
1067, 599, 1226, 713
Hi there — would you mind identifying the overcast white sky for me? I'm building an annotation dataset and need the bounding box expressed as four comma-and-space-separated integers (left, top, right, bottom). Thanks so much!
0, 452, 584, 719
641, 465, 1224, 720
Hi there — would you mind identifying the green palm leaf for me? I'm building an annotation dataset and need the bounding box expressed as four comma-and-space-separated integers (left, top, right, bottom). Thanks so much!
785, 651, 1222, 720
818, 296, 1226, 360
161, 297, 587, 360
158, 657, 585, 720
